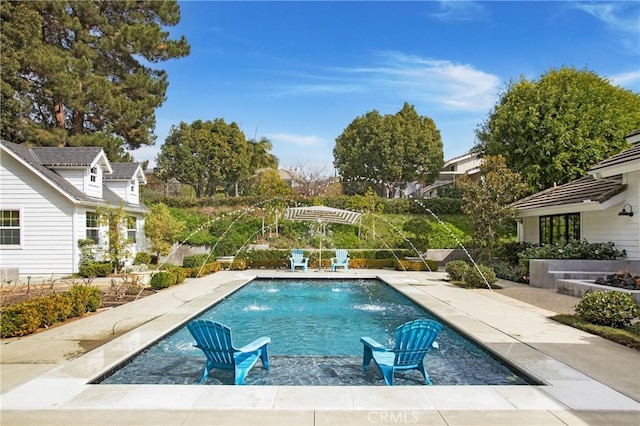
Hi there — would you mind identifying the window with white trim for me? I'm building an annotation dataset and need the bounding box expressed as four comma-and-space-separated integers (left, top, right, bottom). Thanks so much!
90, 167, 98, 183
130, 179, 136, 192
86, 212, 100, 244
0, 210, 20, 245
127, 216, 137, 243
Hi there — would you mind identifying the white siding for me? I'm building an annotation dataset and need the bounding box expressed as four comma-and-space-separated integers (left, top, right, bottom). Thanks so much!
522, 217, 539, 244
583, 170, 639, 260
1, 155, 77, 274
105, 180, 139, 204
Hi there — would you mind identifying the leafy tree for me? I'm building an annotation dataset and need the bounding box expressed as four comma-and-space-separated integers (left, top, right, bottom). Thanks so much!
156, 119, 251, 197
334, 102, 444, 196
248, 137, 278, 171
97, 204, 133, 274
144, 203, 185, 257
456, 155, 528, 260
245, 169, 294, 198
0, 1, 190, 157
475, 67, 640, 192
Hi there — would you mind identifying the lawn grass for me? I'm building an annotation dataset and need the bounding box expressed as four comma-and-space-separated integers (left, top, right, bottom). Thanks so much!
551, 314, 640, 351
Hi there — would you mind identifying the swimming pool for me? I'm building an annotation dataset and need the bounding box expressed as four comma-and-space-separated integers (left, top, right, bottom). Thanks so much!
97, 278, 538, 386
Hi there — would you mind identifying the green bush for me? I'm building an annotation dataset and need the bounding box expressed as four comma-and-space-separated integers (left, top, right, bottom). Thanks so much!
170, 267, 187, 284
396, 259, 439, 271
32, 293, 74, 327
462, 264, 498, 288
182, 254, 211, 269
150, 271, 176, 289
79, 262, 113, 278
0, 286, 101, 338
247, 259, 288, 269
134, 252, 152, 265
519, 239, 626, 263
68, 285, 102, 315
485, 259, 529, 283
0, 303, 41, 337
445, 260, 470, 281
575, 291, 640, 328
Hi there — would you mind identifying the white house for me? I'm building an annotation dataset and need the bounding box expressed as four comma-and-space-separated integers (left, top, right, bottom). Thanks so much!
511, 130, 640, 260
420, 152, 481, 198
0, 140, 148, 278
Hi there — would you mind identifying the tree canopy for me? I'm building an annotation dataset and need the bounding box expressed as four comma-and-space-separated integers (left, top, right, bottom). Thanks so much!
334, 103, 444, 196
475, 67, 640, 192
457, 155, 528, 260
0, 0, 190, 160
156, 119, 251, 197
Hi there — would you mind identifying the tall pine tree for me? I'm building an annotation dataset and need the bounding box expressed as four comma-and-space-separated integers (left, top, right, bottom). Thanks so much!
1, 1, 190, 160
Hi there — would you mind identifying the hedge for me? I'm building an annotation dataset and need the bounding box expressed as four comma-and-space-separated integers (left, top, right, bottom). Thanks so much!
0, 285, 102, 338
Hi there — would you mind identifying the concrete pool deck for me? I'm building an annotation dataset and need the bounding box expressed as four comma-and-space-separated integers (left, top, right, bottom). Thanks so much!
1, 270, 639, 425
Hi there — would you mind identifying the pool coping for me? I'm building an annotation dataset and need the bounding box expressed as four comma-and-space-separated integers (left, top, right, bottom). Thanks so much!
1, 270, 639, 421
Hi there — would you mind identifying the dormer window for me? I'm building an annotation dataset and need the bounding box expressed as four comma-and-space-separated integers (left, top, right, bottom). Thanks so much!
130, 179, 136, 192
90, 167, 98, 183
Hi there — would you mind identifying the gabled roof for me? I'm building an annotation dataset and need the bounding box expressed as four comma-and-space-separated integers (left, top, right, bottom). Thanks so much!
588, 143, 640, 177
32, 146, 104, 167
511, 175, 625, 212
106, 162, 147, 184
1, 140, 146, 213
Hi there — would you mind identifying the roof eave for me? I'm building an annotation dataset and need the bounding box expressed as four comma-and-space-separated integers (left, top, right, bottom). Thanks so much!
0, 143, 79, 204
516, 192, 627, 217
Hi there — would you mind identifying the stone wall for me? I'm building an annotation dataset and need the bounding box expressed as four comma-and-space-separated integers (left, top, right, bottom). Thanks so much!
529, 259, 640, 289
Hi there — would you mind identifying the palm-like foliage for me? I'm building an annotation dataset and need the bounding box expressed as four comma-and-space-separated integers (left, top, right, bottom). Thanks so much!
248, 137, 278, 172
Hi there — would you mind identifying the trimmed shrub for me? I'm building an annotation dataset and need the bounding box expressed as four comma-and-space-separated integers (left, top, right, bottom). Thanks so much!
32, 293, 74, 327
150, 271, 176, 289
0, 303, 41, 337
396, 259, 439, 271
575, 291, 640, 328
79, 262, 113, 278
445, 260, 470, 281
169, 267, 187, 284
68, 285, 102, 315
462, 264, 498, 288
134, 252, 152, 265
247, 259, 288, 269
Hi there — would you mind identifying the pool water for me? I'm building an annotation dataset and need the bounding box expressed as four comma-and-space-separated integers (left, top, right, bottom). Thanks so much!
98, 278, 536, 386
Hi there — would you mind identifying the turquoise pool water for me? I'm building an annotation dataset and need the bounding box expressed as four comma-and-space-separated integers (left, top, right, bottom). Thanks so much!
98, 278, 537, 386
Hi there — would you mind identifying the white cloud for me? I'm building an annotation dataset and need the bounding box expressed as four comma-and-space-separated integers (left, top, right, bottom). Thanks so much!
573, 2, 640, 52
348, 51, 501, 111
609, 70, 640, 90
267, 133, 326, 147
430, 1, 488, 23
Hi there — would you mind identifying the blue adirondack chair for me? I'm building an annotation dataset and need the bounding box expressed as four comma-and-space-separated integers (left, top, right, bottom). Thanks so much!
360, 318, 442, 386
187, 319, 271, 385
289, 249, 309, 272
330, 249, 349, 271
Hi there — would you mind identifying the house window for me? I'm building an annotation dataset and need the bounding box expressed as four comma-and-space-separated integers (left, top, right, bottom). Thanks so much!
0, 210, 20, 245
130, 179, 136, 192
127, 216, 137, 243
86, 212, 100, 244
539, 213, 580, 245
90, 167, 98, 183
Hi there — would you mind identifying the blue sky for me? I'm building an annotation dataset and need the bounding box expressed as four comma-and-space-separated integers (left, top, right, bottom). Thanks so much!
133, 1, 640, 172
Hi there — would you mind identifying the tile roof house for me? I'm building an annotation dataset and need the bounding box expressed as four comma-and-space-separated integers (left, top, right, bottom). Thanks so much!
511, 131, 640, 260
0, 140, 148, 277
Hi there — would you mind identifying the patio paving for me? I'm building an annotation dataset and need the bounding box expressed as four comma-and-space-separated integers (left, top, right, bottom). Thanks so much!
1, 270, 639, 425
